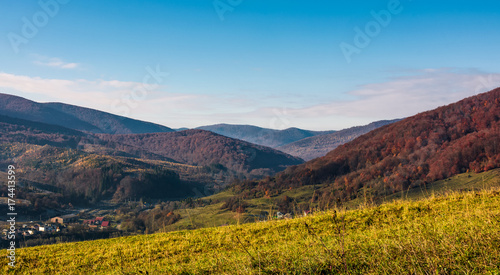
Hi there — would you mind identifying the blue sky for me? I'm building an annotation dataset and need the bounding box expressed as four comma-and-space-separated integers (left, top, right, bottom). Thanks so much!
1, 0, 499, 130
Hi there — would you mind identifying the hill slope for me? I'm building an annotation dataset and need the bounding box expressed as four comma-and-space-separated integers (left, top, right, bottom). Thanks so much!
97, 129, 304, 177
0, 112, 303, 192
0, 142, 204, 203
4, 188, 500, 274
0, 115, 86, 149
0, 93, 173, 134
0, 114, 178, 162
278, 119, 401, 160
197, 124, 335, 148
0, 115, 304, 203
161, 168, 500, 232
236, 88, 500, 205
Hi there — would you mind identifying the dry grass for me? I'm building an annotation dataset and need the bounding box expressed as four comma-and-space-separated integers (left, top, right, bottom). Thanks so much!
2, 187, 500, 274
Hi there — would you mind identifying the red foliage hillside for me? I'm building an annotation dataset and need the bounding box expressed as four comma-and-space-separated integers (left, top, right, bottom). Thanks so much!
239, 88, 500, 201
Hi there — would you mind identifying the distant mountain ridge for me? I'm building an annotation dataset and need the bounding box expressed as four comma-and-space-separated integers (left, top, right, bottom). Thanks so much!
278, 119, 402, 160
0, 93, 173, 134
197, 120, 401, 161
197, 124, 335, 148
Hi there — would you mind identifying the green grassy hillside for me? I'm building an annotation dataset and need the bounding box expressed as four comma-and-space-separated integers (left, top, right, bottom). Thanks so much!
162, 169, 500, 231
3, 185, 500, 274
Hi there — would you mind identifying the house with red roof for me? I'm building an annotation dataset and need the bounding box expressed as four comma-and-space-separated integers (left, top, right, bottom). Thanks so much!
84, 217, 110, 229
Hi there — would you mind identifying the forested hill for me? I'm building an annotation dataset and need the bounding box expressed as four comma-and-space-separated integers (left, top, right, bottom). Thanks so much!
235, 88, 500, 202
97, 129, 304, 177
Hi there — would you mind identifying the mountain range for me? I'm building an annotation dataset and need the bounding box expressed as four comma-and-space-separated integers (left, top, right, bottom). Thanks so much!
0, 93, 303, 204
277, 119, 401, 160
197, 124, 335, 148
4, 89, 499, 274
197, 121, 402, 160
0, 93, 401, 162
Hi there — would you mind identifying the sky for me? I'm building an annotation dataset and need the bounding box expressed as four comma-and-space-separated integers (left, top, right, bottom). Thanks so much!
0, 0, 499, 131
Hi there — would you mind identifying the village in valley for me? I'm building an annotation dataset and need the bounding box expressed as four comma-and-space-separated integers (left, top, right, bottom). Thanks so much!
0, 197, 179, 248
1, 213, 112, 241
0, 194, 310, 248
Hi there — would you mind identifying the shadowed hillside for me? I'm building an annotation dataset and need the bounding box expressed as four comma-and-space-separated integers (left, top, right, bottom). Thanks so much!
0, 115, 86, 149
0, 142, 201, 204
0, 93, 173, 134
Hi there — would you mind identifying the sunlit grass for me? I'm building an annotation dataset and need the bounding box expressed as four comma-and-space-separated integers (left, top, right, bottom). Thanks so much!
164, 169, 500, 232
3, 186, 500, 274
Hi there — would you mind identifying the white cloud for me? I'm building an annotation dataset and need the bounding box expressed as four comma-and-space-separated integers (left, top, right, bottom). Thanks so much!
0, 68, 498, 131
32, 55, 80, 69
0, 72, 226, 127
283, 69, 500, 124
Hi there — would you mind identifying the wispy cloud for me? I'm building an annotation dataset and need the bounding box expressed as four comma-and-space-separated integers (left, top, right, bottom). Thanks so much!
0, 69, 498, 130
32, 55, 80, 69
0, 72, 218, 125
0, 72, 145, 112
283, 68, 500, 121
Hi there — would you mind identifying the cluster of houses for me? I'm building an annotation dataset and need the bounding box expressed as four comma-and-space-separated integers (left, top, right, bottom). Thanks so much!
1, 214, 112, 240
2, 222, 65, 239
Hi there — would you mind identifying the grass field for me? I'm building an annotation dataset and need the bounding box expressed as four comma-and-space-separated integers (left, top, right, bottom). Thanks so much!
164, 169, 500, 231
2, 173, 500, 274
